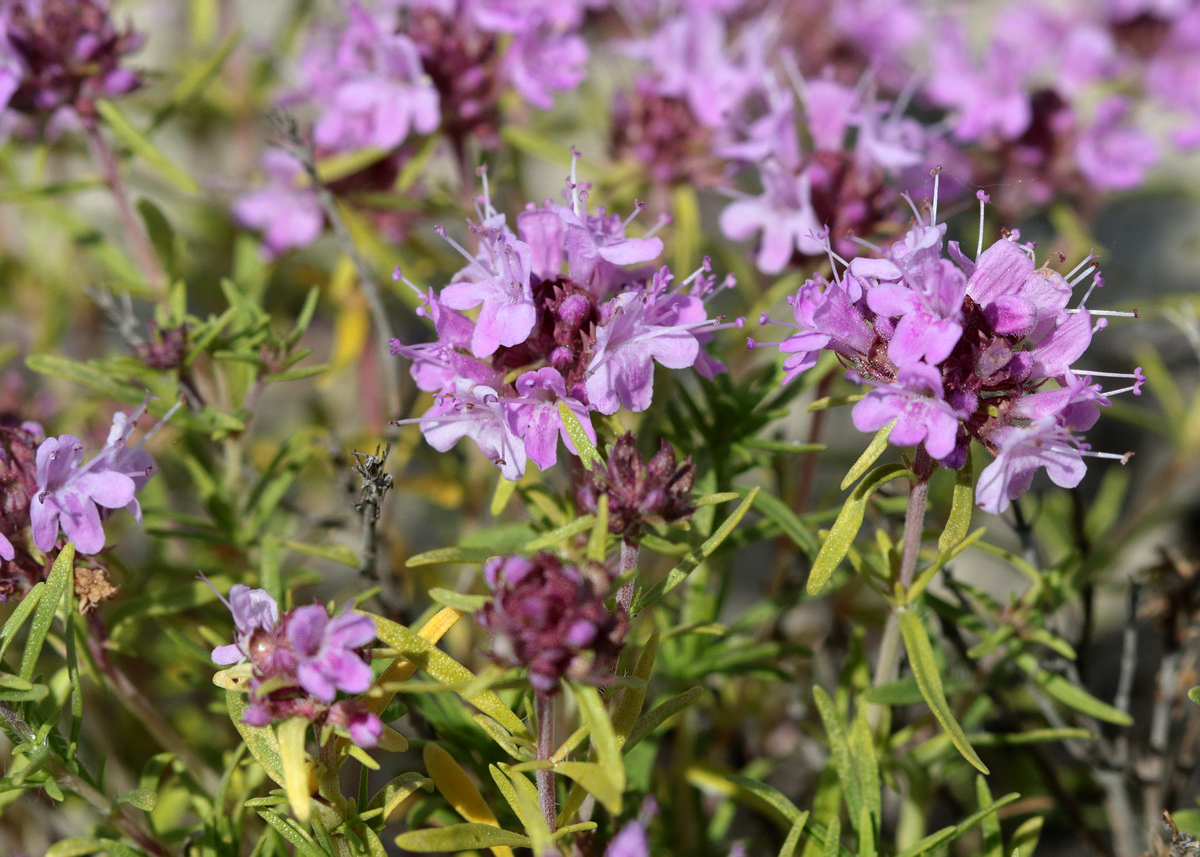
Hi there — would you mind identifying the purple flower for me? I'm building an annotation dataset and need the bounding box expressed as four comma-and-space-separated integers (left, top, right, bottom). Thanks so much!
504, 25, 587, 111
852, 364, 973, 461
30, 434, 135, 555
1, 0, 143, 130
233, 150, 324, 257
976, 420, 1087, 515
584, 286, 702, 415
210, 584, 381, 746
440, 231, 537, 358
574, 432, 695, 537
719, 160, 823, 274
299, 3, 439, 153
0, 533, 13, 563
606, 822, 649, 857
760, 186, 1139, 508
478, 552, 627, 693
211, 585, 282, 667
288, 605, 377, 703
504, 368, 595, 471
1075, 96, 1159, 191
393, 157, 733, 479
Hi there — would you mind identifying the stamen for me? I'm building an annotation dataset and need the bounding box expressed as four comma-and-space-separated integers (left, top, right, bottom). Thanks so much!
975, 190, 990, 259
1080, 450, 1135, 464
930, 166, 942, 226
681, 256, 713, 287
1075, 272, 1104, 308
621, 199, 648, 230
1065, 308, 1137, 318
644, 213, 672, 239
1063, 252, 1098, 284
392, 266, 424, 297
433, 225, 477, 266
569, 146, 582, 217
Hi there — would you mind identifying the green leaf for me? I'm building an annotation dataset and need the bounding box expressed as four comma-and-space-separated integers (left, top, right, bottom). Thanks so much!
95, 100, 199, 193
276, 717, 311, 823
673, 185, 700, 273
612, 632, 658, 745
555, 762, 622, 816
21, 544, 74, 681
898, 609, 989, 774
557, 402, 599, 471
283, 539, 359, 568
428, 588, 489, 612
571, 683, 624, 813
633, 488, 759, 614
522, 515, 598, 552
117, 787, 158, 812
894, 791, 1019, 857
151, 29, 241, 129
725, 774, 806, 825
812, 687, 863, 830
257, 810, 325, 857
224, 687, 284, 786
315, 147, 389, 184
1015, 653, 1132, 725
368, 771, 434, 823
263, 363, 330, 383
136, 197, 177, 277
0, 582, 44, 663
395, 824, 532, 852
495, 765, 554, 856
587, 494, 608, 563
625, 686, 705, 750
1188, 686, 1200, 706
808, 394, 864, 412
778, 813, 810, 857
808, 464, 911, 595
369, 614, 528, 737
45, 838, 144, 857
976, 776, 1003, 857
491, 477, 519, 517
938, 455, 974, 552
1008, 816, 1043, 857
752, 490, 819, 557
841, 421, 895, 490
25, 354, 143, 403
406, 545, 496, 567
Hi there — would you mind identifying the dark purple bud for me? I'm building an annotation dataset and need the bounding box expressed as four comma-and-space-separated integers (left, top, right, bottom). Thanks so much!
575, 433, 695, 538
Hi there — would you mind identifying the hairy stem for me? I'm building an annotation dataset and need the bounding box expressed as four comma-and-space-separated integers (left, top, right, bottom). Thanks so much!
871, 447, 933, 723
535, 690, 557, 831
0, 701, 175, 856
273, 112, 407, 429
82, 119, 166, 290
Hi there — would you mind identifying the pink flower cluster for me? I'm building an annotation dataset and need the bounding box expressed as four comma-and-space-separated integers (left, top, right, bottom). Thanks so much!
755, 187, 1143, 514
212, 584, 383, 747
392, 160, 737, 480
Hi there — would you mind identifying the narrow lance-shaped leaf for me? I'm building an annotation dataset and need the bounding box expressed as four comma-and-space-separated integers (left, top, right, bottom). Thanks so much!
898, 610, 989, 774
21, 544, 75, 681
808, 464, 912, 596
841, 421, 895, 490
557, 402, 600, 471
395, 824, 532, 853
633, 487, 760, 614
424, 743, 515, 857
95, 100, 199, 193
276, 717, 311, 823
938, 454, 974, 553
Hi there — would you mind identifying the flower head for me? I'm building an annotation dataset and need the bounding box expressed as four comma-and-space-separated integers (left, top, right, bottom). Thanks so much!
1, 0, 143, 132
210, 584, 382, 746
758, 185, 1139, 512
575, 432, 696, 537
393, 155, 735, 479
478, 552, 627, 693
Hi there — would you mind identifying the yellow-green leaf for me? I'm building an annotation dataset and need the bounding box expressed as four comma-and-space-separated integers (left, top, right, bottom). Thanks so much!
369, 614, 528, 737
841, 421, 895, 490
395, 824, 531, 852
276, 717, 312, 822
554, 762, 622, 816
898, 610, 988, 774
808, 464, 911, 595
557, 402, 599, 471
1015, 653, 1132, 725
95, 100, 199, 193
938, 455, 974, 553
21, 544, 74, 681
368, 771, 433, 823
